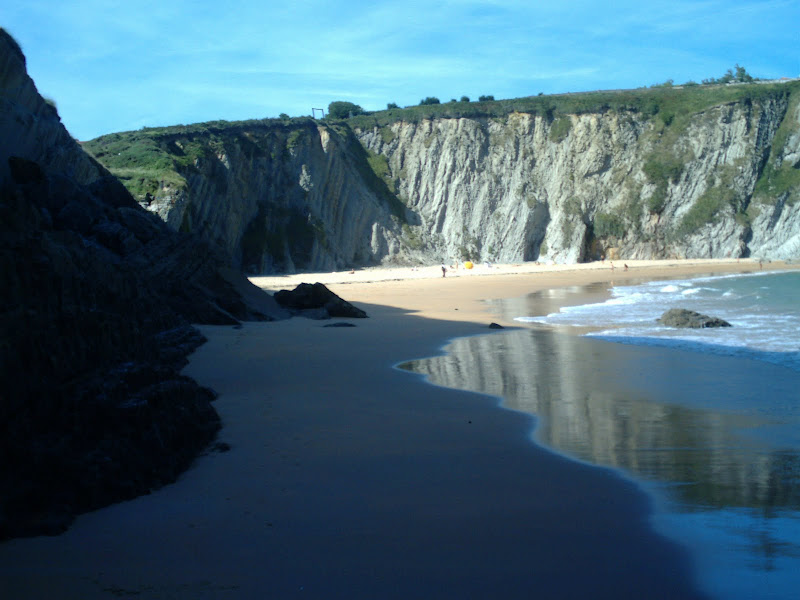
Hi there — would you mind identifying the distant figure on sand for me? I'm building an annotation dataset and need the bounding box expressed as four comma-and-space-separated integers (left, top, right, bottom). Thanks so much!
624, 264, 629, 271
441, 264, 447, 278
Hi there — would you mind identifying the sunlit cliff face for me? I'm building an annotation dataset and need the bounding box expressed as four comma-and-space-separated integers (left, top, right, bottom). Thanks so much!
87, 85, 800, 274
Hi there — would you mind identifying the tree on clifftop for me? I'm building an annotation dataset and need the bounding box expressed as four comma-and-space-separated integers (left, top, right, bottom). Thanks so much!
328, 101, 364, 119
702, 64, 755, 85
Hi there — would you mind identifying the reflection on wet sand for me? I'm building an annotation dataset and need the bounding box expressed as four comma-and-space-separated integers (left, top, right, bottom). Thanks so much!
399, 326, 800, 597
401, 329, 800, 511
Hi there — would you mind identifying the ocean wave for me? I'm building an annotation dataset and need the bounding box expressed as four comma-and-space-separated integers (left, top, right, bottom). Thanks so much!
516, 271, 800, 369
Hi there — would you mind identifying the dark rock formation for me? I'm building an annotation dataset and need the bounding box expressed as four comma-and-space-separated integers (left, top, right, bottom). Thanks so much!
658, 308, 732, 329
489, 322, 505, 329
274, 282, 368, 319
0, 29, 285, 540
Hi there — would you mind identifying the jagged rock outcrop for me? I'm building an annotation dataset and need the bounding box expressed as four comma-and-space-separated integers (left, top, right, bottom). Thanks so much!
658, 308, 732, 328
87, 82, 800, 271
0, 29, 284, 539
0, 33, 101, 189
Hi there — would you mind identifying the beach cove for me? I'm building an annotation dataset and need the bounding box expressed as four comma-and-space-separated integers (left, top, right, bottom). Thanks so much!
0, 259, 793, 599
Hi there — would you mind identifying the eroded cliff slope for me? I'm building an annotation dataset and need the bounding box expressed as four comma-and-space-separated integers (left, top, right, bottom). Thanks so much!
86, 82, 800, 271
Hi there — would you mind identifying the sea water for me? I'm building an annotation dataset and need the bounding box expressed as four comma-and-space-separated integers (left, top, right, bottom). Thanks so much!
515, 270, 800, 373
401, 270, 800, 600
516, 270, 800, 599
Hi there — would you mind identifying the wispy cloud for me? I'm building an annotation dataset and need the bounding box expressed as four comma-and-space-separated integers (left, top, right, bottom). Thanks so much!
4, 0, 798, 139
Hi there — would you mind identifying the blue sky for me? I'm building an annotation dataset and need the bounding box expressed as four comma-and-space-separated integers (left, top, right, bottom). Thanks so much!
5, 0, 799, 141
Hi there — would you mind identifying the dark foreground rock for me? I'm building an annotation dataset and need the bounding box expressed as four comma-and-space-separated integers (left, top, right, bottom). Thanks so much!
658, 308, 732, 329
274, 282, 368, 318
0, 29, 284, 540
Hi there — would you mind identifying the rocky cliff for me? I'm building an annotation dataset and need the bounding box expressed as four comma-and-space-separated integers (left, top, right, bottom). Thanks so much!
357, 89, 800, 263
84, 120, 409, 273
87, 82, 800, 271
0, 29, 284, 539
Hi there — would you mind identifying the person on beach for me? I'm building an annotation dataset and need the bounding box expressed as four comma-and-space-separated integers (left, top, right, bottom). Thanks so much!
441, 264, 447, 277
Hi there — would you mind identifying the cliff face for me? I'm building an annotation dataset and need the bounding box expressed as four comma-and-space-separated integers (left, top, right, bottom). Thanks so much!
90, 83, 800, 271
358, 93, 799, 263
0, 30, 283, 539
86, 121, 408, 273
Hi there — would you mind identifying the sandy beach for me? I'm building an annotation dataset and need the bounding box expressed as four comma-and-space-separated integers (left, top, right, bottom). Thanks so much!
253, 257, 785, 325
1, 258, 792, 599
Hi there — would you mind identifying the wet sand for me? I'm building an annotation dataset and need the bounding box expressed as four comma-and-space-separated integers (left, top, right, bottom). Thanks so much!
0, 259, 789, 599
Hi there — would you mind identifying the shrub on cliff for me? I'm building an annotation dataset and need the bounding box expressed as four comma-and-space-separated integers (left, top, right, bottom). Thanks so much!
328, 101, 364, 119
703, 64, 755, 85
593, 212, 626, 239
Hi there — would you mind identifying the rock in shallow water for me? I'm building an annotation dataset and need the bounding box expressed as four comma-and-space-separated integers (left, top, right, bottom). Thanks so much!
658, 308, 732, 328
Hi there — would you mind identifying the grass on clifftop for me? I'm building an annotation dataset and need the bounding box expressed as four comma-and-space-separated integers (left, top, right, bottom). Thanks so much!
344, 80, 800, 129
84, 116, 409, 224
82, 117, 318, 200
83, 133, 187, 198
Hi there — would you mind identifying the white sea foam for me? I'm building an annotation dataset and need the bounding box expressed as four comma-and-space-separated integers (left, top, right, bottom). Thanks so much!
515, 271, 800, 371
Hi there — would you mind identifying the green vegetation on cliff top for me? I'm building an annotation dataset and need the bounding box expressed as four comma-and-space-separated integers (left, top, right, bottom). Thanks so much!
83, 116, 407, 222
83, 117, 319, 200
345, 79, 799, 129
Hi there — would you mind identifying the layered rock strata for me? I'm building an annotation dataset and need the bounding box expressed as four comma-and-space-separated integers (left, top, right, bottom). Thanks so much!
358, 97, 800, 263
90, 84, 800, 272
